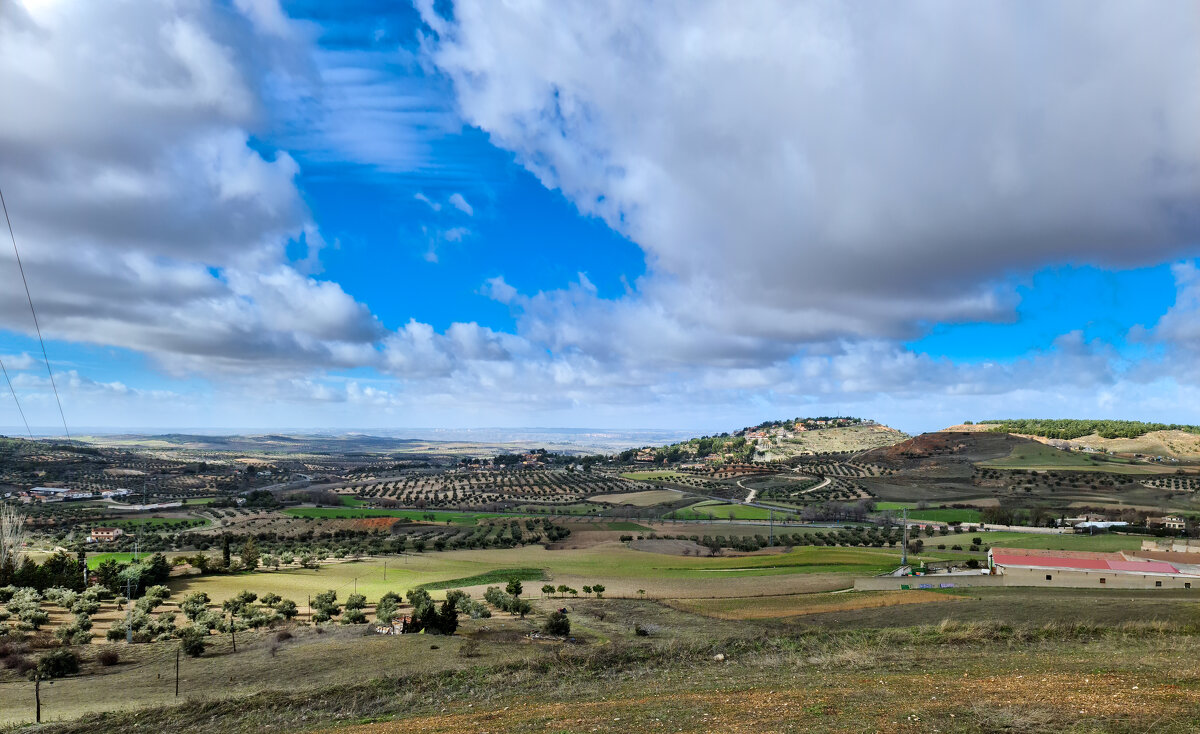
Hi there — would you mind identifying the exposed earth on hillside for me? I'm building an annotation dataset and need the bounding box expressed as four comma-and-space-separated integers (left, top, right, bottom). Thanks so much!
944, 424, 1200, 462
759, 423, 910, 459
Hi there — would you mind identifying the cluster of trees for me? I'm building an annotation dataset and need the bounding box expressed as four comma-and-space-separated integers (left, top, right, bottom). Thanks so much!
484, 579, 532, 617
985, 419, 1200, 440
394, 588, 461, 634
537, 582, 604, 598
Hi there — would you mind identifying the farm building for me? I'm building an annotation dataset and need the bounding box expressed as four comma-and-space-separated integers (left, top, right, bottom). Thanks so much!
989, 548, 1199, 590
89, 527, 124, 542
1148, 515, 1187, 531
858, 547, 1200, 591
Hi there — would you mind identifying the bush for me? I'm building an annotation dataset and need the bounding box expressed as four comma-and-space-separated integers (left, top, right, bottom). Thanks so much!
96, 648, 120, 666
178, 627, 207, 658
36, 649, 80, 679
543, 610, 570, 636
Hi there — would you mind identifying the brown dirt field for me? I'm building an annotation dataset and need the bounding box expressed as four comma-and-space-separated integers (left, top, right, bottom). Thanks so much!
352, 517, 400, 531
321, 671, 1200, 734
663, 590, 958, 620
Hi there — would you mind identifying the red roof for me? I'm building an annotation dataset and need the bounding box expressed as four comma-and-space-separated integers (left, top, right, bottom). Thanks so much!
992, 553, 1183, 575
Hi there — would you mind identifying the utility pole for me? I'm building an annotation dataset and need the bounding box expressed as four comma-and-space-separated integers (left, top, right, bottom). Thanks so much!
34, 672, 41, 723
125, 577, 134, 644
175, 649, 180, 697
901, 508, 909, 567
230, 614, 236, 653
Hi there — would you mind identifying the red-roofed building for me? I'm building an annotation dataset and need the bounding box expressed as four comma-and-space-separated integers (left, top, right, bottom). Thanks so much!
989, 548, 1198, 590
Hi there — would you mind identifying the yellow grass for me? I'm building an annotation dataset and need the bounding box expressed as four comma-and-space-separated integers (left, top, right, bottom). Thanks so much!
168, 544, 898, 604
585, 489, 684, 506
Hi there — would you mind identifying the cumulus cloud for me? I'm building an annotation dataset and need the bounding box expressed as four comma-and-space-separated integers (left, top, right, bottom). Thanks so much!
421, 0, 1200, 357
448, 192, 473, 216
4, 1, 1199, 431
0, 0, 383, 376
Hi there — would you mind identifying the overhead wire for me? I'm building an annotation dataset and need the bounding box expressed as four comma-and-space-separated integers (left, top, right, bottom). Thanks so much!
0, 184, 71, 443
0, 354, 32, 439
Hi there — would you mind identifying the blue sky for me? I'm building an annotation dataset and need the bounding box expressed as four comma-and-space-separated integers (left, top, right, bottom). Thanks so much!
0, 1, 1198, 436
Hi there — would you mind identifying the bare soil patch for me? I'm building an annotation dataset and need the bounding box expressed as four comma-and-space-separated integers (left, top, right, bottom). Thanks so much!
663, 589, 958, 620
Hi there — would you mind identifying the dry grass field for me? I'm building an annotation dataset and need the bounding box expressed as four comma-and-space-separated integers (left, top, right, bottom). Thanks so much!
663, 589, 960, 620
585, 489, 685, 506
20, 604, 1200, 734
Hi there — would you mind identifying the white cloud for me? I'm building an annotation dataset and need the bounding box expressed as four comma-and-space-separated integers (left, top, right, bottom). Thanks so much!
421, 0, 1200, 358
0, 0, 384, 377
414, 192, 441, 211
448, 192, 473, 216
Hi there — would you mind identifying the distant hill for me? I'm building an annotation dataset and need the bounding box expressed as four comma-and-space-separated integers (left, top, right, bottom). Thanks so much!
760, 423, 910, 458
638, 417, 909, 463
861, 430, 1029, 468
974, 419, 1200, 440
946, 420, 1200, 463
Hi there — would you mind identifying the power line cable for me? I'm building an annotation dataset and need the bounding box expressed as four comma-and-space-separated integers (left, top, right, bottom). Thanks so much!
0, 184, 71, 443
0, 354, 32, 439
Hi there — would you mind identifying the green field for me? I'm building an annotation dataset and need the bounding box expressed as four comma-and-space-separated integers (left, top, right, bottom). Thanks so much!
283, 507, 502, 526
876, 502, 982, 523
85, 552, 159, 569
666, 500, 790, 521
604, 521, 654, 531
165, 544, 916, 604
978, 442, 1171, 474
415, 567, 548, 591
976, 531, 1144, 552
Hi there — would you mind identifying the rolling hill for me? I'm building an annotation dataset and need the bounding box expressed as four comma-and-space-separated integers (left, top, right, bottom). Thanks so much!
945, 420, 1200, 463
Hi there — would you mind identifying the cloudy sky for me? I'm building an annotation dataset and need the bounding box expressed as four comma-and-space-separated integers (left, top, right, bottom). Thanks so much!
0, 0, 1198, 436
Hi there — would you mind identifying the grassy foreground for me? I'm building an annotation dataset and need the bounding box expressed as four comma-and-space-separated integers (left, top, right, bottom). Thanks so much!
15, 618, 1200, 734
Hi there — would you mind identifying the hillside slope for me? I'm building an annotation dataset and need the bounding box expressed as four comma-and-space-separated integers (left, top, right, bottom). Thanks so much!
762, 423, 909, 458
945, 423, 1200, 463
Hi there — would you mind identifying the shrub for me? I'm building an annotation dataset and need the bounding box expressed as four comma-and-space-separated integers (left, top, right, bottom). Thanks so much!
36, 649, 80, 679
543, 610, 570, 636
458, 638, 481, 658
96, 649, 119, 666
178, 628, 207, 658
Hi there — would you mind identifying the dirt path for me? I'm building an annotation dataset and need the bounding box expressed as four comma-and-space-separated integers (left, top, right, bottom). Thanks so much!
801, 476, 831, 494
736, 478, 758, 504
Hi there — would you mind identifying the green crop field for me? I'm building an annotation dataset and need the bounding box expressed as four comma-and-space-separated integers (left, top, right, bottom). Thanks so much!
666, 500, 791, 521
604, 521, 654, 531
876, 502, 982, 523
415, 567, 547, 591
84, 552, 182, 569
164, 544, 915, 605
978, 531, 1144, 552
